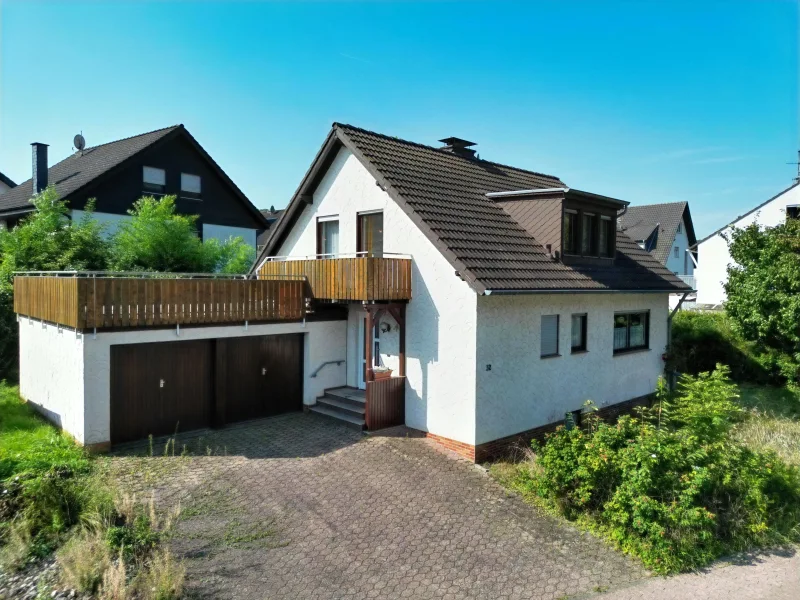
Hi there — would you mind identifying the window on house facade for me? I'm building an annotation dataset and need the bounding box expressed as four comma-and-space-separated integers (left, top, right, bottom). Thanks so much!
316, 217, 340, 256
677, 221, 682, 233
787, 206, 800, 220
674, 246, 679, 258
180, 173, 202, 200
563, 210, 578, 254
613, 312, 649, 353
571, 314, 587, 352
599, 216, 614, 258
143, 166, 166, 194
581, 213, 597, 255
357, 211, 383, 257
541, 314, 559, 358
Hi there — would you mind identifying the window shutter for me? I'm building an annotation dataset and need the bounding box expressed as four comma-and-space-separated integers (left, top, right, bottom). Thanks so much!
541, 315, 559, 357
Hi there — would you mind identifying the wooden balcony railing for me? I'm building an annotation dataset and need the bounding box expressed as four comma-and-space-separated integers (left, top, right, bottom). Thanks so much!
13, 273, 308, 331
257, 255, 412, 302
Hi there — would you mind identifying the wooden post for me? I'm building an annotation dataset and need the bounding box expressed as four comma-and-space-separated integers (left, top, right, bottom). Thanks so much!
398, 303, 406, 377
365, 306, 374, 383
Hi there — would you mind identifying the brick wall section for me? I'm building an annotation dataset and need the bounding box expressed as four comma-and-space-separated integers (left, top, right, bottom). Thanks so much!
421, 394, 654, 463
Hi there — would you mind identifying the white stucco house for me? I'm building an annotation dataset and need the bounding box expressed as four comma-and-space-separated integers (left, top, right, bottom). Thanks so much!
15, 124, 688, 462
692, 182, 800, 307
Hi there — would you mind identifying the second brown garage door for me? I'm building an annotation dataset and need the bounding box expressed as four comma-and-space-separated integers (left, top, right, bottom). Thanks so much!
217, 334, 304, 424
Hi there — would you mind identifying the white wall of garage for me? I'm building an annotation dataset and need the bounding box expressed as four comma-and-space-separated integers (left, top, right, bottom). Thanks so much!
19, 318, 347, 447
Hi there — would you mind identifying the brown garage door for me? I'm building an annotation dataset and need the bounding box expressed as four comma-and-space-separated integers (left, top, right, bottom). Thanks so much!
110, 340, 214, 444
218, 334, 304, 424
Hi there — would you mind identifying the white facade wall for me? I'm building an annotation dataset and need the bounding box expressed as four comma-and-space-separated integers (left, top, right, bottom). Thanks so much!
202, 223, 257, 249
695, 185, 799, 305
20, 319, 346, 446
475, 293, 668, 444
19, 318, 86, 443
665, 216, 694, 276
267, 148, 478, 445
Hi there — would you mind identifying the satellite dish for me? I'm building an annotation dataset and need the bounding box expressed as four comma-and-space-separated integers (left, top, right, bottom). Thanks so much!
73, 134, 85, 151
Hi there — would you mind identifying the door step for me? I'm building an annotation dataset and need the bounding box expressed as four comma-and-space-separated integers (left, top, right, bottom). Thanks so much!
310, 387, 366, 430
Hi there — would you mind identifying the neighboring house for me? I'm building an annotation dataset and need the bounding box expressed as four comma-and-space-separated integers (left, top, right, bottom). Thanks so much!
0, 171, 15, 197
0, 125, 267, 246
257, 207, 284, 251
14, 123, 687, 462
692, 182, 800, 307
619, 201, 697, 307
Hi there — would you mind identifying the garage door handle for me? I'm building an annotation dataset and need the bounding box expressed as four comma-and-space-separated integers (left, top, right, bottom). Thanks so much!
261, 367, 267, 376
160, 378, 165, 388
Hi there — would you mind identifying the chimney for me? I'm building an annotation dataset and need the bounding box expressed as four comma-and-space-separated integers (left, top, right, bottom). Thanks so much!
31, 142, 49, 195
439, 137, 477, 159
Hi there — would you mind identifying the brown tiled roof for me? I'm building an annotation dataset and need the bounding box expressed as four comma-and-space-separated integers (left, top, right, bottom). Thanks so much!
257, 123, 689, 294
619, 201, 696, 265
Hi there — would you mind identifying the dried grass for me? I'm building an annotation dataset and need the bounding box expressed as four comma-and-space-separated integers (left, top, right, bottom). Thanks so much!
57, 528, 111, 594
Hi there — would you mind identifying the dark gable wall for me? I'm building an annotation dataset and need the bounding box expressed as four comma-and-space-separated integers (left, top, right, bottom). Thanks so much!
68, 133, 262, 232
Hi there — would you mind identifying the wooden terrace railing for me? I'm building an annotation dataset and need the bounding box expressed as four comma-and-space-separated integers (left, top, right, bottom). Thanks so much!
13, 273, 308, 331
257, 254, 412, 302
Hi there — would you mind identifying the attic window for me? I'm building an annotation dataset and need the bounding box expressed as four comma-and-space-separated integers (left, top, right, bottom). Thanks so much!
143, 166, 166, 195
599, 216, 614, 257
563, 210, 578, 255
787, 206, 799, 220
677, 222, 682, 233
181, 173, 202, 200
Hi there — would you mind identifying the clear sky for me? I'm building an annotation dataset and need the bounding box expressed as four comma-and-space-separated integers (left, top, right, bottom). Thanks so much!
1, 0, 797, 236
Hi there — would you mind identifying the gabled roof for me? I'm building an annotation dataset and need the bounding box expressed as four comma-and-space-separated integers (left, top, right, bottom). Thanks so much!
0, 125, 268, 227
0, 171, 15, 190
692, 181, 800, 248
619, 201, 696, 265
256, 123, 688, 294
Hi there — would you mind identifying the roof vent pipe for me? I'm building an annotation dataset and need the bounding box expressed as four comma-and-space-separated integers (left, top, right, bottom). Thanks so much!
31, 143, 49, 195
439, 137, 477, 159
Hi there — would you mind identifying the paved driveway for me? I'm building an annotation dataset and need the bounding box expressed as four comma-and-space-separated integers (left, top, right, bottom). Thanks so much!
110, 413, 644, 599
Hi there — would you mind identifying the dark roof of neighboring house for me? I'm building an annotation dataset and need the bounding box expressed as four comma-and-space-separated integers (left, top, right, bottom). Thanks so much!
692, 181, 800, 248
256, 123, 687, 294
0, 171, 15, 190
619, 201, 696, 265
260, 208, 284, 222
0, 125, 268, 227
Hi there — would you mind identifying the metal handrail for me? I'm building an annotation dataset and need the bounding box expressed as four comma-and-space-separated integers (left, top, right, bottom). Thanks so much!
309, 360, 345, 378
263, 251, 413, 262
14, 270, 306, 281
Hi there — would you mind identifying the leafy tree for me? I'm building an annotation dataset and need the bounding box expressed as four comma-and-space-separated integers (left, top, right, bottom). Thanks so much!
725, 219, 800, 382
109, 196, 254, 273
0, 187, 110, 379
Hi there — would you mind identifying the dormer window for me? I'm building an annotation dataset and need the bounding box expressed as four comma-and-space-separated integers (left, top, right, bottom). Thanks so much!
564, 210, 578, 254
599, 216, 614, 257
581, 213, 597, 254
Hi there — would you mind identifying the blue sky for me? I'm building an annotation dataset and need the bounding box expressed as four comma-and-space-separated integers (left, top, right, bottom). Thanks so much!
1, 0, 797, 236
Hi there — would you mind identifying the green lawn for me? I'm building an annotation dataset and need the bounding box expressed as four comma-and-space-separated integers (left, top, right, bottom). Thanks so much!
0, 383, 90, 481
734, 384, 800, 466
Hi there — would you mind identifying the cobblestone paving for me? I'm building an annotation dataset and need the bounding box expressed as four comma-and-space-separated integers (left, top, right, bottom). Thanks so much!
109, 413, 645, 599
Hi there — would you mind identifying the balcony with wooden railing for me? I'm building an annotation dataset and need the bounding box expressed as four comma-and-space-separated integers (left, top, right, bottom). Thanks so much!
13, 272, 308, 332
257, 254, 412, 302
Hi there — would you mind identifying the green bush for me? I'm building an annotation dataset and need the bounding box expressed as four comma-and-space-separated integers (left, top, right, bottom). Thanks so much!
523, 367, 800, 574
670, 311, 785, 385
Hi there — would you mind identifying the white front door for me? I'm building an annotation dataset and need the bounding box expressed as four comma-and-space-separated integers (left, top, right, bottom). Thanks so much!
357, 316, 366, 390
356, 314, 379, 390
